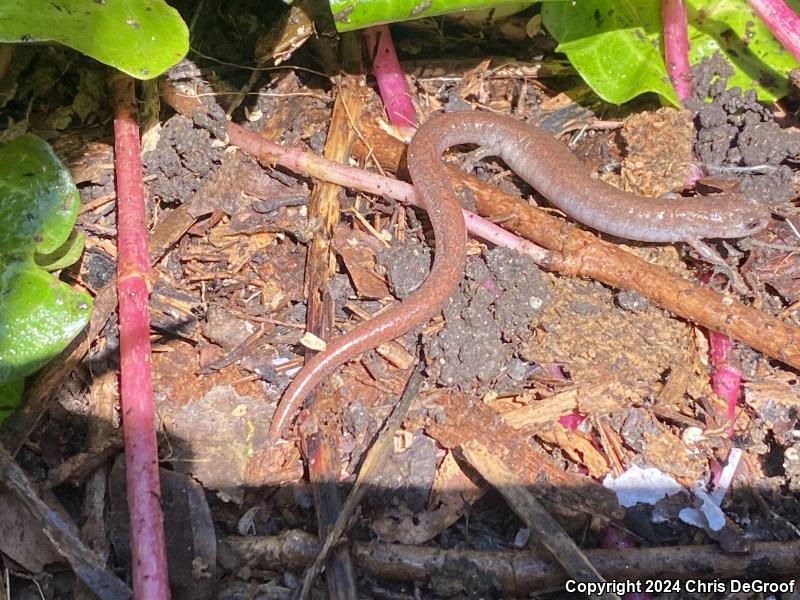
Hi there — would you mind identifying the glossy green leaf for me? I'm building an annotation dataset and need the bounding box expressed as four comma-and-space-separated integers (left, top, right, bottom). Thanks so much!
684, 0, 800, 101
0, 134, 92, 396
0, 264, 91, 383
36, 230, 87, 271
542, 1, 677, 105
542, 0, 800, 105
0, 136, 79, 257
330, 0, 537, 31
0, 0, 188, 79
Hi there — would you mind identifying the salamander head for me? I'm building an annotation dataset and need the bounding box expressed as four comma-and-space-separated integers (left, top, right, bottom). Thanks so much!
682, 192, 771, 240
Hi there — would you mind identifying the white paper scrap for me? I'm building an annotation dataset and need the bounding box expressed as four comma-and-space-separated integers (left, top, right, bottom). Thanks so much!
603, 465, 683, 508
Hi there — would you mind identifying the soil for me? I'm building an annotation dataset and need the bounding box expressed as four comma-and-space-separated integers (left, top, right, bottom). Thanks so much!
145, 114, 224, 205
425, 246, 552, 391
1, 2, 800, 600
686, 53, 800, 205
380, 242, 553, 392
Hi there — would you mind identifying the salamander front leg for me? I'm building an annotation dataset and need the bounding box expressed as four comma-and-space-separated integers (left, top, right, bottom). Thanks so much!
685, 237, 750, 295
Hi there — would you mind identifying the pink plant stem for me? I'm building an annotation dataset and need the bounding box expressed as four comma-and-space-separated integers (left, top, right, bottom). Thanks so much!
747, 0, 800, 61
110, 74, 170, 600
225, 121, 550, 263
363, 25, 417, 129
600, 528, 652, 599
708, 330, 741, 437
558, 413, 585, 430
662, 0, 692, 100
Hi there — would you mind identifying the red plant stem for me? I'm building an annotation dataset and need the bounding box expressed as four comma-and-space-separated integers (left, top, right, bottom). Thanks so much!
110, 74, 170, 600
708, 327, 733, 365
708, 330, 741, 437
747, 0, 800, 61
363, 25, 417, 128
662, 0, 692, 100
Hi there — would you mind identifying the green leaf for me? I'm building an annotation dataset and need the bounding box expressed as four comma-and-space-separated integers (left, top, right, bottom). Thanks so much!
0, 378, 24, 423
541, 0, 800, 105
0, 0, 188, 79
0, 135, 92, 388
685, 0, 800, 101
542, 1, 677, 105
36, 230, 87, 271
0, 135, 80, 257
330, 0, 537, 31
0, 263, 91, 381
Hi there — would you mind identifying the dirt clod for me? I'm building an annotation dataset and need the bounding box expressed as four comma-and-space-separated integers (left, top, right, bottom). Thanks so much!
378, 237, 432, 300
144, 114, 223, 204
426, 246, 552, 390
616, 107, 694, 197
524, 261, 694, 387
686, 53, 800, 204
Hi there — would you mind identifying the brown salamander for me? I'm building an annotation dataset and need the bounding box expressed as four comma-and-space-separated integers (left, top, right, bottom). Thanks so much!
268, 111, 770, 439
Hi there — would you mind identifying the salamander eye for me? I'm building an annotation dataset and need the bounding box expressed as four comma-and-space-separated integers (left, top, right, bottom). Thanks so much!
747, 217, 769, 233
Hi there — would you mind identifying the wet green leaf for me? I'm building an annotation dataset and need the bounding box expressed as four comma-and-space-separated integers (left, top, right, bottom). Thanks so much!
0, 135, 92, 414
0, 0, 188, 79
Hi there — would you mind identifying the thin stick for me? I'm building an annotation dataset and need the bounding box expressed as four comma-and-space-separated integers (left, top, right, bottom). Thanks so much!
461, 441, 619, 600
221, 531, 800, 595
302, 65, 364, 600
299, 360, 424, 599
